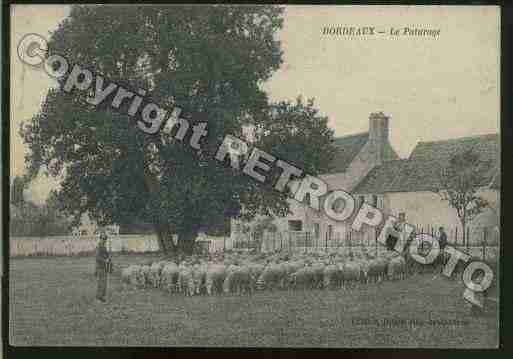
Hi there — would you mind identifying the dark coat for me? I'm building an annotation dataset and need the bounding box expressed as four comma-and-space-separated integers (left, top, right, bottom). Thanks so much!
439, 232, 448, 249
96, 244, 110, 273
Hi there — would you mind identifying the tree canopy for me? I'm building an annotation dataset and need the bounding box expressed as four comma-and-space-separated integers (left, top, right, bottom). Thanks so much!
22, 5, 335, 255
437, 149, 491, 246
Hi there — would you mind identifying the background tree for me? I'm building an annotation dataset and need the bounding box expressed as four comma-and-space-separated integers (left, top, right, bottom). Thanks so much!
437, 149, 492, 247
22, 5, 334, 256
11, 176, 27, 205
10, 190, 73, 237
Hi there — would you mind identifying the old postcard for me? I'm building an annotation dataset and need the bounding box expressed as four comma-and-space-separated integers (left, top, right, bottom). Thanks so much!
8, 5, 500, 348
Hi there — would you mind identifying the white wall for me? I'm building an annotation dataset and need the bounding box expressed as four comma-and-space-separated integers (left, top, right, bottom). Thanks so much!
233, 135, 388, 238
381, 189, 500, 245
10, 235, 161, 256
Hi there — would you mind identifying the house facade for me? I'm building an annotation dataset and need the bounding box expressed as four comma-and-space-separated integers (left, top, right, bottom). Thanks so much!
231, 111, 399, 243
353, 133, 500, 245
231, 112, 500, 247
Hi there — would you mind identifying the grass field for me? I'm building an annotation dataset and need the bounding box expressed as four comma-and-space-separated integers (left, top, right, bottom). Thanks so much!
9, 254, 499, 347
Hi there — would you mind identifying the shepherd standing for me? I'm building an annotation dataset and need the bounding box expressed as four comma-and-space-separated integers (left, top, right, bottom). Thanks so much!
96, 232, 111, 302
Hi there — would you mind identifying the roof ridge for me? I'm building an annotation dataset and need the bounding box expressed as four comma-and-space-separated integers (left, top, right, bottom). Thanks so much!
333, 131, 368, 141
373, 158, 411, 168
417, 133, 499, 145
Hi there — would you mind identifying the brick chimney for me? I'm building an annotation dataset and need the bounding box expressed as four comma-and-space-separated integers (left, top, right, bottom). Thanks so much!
368, 111, 390, 163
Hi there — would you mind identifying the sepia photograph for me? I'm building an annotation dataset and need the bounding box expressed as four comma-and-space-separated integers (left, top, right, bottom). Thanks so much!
7, 4, 500, 348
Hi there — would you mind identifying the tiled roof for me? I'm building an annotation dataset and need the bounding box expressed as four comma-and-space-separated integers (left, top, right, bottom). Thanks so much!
327, 132, 369, 174
354, 133, 499, 194
325, 132, 400, 175
410, 133, 499, 163
353, 159, 441, 193
383, 141, 400, 162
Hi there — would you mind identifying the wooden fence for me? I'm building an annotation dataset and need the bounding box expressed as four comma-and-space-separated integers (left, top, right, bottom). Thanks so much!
231, 224, 500, 260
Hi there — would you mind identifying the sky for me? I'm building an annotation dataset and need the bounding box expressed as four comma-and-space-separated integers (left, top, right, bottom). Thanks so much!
10, 5, 500, 204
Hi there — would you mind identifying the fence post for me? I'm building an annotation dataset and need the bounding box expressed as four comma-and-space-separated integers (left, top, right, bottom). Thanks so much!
455, 227, 458, 246
466, 227, 470, 251
375, 229, 378, 257
482, 227, 487, 260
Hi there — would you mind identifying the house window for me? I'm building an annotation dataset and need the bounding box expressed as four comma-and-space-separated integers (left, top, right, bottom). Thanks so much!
327, 224, 334, 240
288, 220, 303, 232
372, 194, 378, 207
304, 193, 311, 206
377, 195, 384, 209
313, 223, 320, 238
398, 212, 406, 222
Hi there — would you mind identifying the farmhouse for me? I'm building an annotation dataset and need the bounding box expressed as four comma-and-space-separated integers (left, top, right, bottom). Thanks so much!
232, 111, 399, 243
231, 112, 500, 247
353, 133, 500, 245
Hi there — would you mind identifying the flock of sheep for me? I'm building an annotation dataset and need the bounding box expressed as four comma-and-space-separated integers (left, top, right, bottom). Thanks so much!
120, 249, 408, 295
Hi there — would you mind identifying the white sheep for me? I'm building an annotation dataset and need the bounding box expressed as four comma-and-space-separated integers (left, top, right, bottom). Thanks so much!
323, 264, 342, 289
160, 262, 180, 293
178, 264, 195, 296
246, 263, 265, 291
290, 266, 316, 290
121, 265, 140, 287
367, 257, 388, 283
191, 263, 208, 295
137, 265, 151, 288
387, 255, 406, 280
359, 259, 371, 284
205, 263, 227, 295
256, 263, 287, 291
148, 261, 168, 288
340, 261, 361, 289
223, 264, 252, 294
311, 262, 326, 289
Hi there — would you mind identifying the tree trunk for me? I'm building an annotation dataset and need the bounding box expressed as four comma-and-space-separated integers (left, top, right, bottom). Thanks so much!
154, 222, 176, 257
177, 229, 198, 256
141, 141, 174, 256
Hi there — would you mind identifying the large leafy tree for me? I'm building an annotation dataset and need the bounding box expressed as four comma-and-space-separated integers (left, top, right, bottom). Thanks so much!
22, 5, 334, 255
